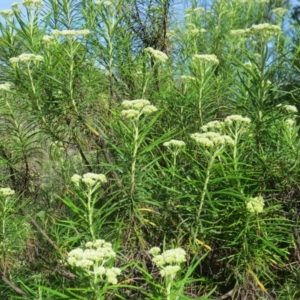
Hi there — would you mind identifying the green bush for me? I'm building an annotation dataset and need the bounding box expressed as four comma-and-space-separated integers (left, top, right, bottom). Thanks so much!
0, 0, 299, 299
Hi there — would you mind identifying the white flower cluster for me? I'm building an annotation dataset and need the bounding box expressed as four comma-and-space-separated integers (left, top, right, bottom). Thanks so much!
272, 7, 288, 18
0, 10, 14, 17
42, 35, 55, 44
9, 53, 44, 65
22, 0, 44, 9
163, 139, 186, 148
283, 105, 298, 114
149, 247, 186, 278
191, 132, 234, 148
229, 29, 249, 38
250, 23, 281, 39
71, 173, 107, 187
11, 3, 20, 13
52, 29, 90, 38
230, 23, 281, 42
121, 99, 157, 120
67, 239, 121, 284
145, 47, 168, 63
201, 120, 224, 132
0, 82, 12, 91
0, 187, 15, 196
224, 115, 251, 126
192, 54, 219, 66
246, 196, 264, 213
285, 118, 296, 127
12, 3, 20, 9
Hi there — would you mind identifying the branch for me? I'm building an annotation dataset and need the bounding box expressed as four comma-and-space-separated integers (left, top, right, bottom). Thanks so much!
21, 208, 59, 251
1, 273, 28, 298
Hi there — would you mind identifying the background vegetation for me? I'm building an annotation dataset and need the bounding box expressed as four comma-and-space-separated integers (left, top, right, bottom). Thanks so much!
0, 0, 300, 299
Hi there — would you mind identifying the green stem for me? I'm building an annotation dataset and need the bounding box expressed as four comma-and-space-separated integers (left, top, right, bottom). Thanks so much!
198, 83, 203, 127
165, 278, 171, 300
195, 149, 220, 227
26, 64, 49, 127
68, 40, 78, 114
142, 75, 150, 99
87, 187, 95, 241
27, 63, 36, 94
130, 121, 139, 195
232, 130, 242, 194
1, 198, 8, 273
92, 263, 102, 300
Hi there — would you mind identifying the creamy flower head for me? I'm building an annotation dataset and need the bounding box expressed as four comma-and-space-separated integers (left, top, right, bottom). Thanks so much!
201, 120, 224, 132
121, 99, 157, 119
52, 29, 90, 38
163, 139, 186, 148
71, 174, 82, 185
42, 35, 55, 43
191, 132, 234, 147
122, 99, 150, 109
246, 196, 264, 213
230, 29, 250, 37
142, 105, 157, 114
9, 53, 44, 65
160, 265, 181, 278
0, 82, 12, 91
22, 0, 44, 9
121, 109, 139, 119
272, 7, 288, 18
145, 47, 168, 63
149, 246, 161, 256
71, 173, 107, 186
285, 118, 296, 127
283, 105, 298, 114
82, 173, 107, 186
224, 115, 251, 126
12, 2, 20, 9
250, 23, 281, 32
0, 187, 15, 196
150, 247, 186, 268
192, 54, 219, 66
67, 239, 121, 283
249, 23, 281, 41
68, 248, 84, 259
0, 10, 14, 17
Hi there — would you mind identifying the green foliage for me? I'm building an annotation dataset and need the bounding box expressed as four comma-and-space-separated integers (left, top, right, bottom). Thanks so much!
0, 0, 299, 299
